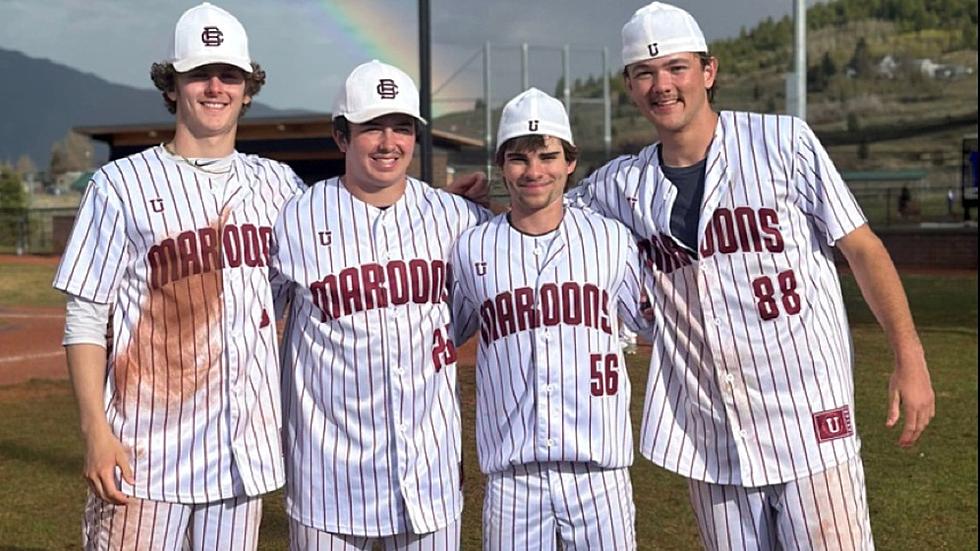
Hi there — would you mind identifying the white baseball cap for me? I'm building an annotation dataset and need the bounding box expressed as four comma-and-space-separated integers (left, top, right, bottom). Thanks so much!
332, 60, 427, 125
496, 88, 574, 153
170, 2, 252, 73
621, 2, 708, 66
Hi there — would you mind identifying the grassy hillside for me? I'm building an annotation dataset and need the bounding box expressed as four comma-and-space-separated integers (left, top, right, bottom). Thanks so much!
435, 0, 978, 179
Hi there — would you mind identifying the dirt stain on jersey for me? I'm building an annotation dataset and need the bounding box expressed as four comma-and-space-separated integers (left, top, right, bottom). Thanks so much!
111, 214, 229, 408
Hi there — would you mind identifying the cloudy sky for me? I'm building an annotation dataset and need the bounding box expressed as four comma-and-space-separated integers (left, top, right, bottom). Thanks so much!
0, 0, 817, 113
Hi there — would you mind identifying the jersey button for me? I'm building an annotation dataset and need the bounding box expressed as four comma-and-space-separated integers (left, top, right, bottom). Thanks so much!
725, 373, 735, 383
546, 438, 556, 447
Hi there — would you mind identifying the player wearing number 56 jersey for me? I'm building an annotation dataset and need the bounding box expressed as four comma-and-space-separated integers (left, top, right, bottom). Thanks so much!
272, 60, 489, 550
564, 3, 936, 549
451, 88, 649, 551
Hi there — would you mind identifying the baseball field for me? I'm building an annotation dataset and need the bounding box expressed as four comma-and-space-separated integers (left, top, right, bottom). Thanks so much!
0, 255, 975, 549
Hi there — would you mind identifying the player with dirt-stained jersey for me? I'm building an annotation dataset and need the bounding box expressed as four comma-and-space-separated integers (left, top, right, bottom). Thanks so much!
271, 60, 490, 550
52, 3, 303, 549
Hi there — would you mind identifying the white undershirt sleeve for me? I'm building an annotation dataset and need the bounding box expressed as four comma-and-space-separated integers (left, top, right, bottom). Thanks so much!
63, 293, 111, 348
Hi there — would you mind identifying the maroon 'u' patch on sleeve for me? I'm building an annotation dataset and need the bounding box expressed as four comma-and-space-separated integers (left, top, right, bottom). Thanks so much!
813, 406, 853, 443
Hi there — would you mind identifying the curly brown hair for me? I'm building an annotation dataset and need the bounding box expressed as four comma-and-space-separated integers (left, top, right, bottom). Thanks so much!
149, 62, 266, 115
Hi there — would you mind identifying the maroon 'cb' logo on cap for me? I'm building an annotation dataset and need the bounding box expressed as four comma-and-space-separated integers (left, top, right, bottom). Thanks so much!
202, 26, 224, 47
377, 79, 399, 99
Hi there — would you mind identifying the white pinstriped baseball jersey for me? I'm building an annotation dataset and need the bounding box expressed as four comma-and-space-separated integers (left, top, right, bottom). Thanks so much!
450, 208, 648, 475
569, 112, 867, 487
272, 176, 490, 537
53, 145, 303, 502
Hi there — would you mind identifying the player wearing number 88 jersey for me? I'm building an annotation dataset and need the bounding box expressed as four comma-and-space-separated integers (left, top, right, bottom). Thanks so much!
561, 3, 935, 549
451, 88, 650, 551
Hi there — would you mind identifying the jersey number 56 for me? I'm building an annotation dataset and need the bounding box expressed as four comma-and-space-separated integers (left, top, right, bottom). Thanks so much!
589, 353, 619, 396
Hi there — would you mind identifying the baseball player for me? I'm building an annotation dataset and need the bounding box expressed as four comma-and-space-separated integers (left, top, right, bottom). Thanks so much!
562, 2, 935, 549
271, 60, 490, 550
53, 3, 302, 549
450, 88, 649, 550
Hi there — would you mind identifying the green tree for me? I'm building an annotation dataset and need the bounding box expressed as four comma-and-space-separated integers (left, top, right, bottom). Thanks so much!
808, 52, 838, 92
848, 37, 873, 77
0, 167, 28, 250
49, 130, 93, 177
0, 167, 26, 210
14, 155, 37, 177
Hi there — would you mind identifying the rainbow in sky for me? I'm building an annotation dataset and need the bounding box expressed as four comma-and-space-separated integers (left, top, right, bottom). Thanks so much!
306, 0, 477, 116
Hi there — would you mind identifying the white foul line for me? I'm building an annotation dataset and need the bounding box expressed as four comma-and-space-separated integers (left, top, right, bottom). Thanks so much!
0, 313, 64, 319
0, 350, 63, 364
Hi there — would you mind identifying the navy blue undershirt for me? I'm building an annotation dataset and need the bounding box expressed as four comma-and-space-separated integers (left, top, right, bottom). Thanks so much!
659, 146, 707, 254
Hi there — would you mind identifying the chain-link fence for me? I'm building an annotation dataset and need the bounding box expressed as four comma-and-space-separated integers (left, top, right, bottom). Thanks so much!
0, 208, 78, 255
851, 186, 968, 228
0, 184, 971, 257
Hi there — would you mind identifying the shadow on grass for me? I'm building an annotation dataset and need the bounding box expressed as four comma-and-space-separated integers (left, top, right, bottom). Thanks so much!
0, 438, 81, 476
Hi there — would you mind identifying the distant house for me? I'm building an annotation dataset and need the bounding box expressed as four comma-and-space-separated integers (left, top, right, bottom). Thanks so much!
51, 170, 83, 194
877, 55, 899, 79
907, 58, 974, 79
69, 171, 94, 193
911, 58, 943, 78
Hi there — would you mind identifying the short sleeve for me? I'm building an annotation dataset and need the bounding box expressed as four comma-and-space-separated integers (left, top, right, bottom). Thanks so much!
794, 120, 867, 245
52, 175, 130, 304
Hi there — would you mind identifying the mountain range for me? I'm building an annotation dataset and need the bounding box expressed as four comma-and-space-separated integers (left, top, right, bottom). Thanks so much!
0, 47, 290, 169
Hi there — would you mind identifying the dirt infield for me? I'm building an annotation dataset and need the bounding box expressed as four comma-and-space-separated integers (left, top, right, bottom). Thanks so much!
0, 306, 67, 386
0, 255, 65, 385
0, 253, 60, 266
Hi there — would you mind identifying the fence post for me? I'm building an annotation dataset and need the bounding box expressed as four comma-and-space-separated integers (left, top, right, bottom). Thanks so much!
885, 188, 892, 227
16, 214, 26, 255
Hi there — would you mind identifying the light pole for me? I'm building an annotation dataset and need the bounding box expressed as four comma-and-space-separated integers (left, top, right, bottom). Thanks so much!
418, 0, 433, 183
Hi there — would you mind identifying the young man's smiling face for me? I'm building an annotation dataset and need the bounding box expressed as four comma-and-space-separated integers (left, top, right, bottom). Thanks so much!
169, 63, 251, 140
337, 113, 417, 195
625, 52, 717, 136
501, 135, 577, 216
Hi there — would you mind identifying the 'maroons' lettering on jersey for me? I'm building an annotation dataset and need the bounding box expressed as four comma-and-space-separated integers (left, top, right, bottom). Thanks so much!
309, 259, 448, 321
478, 281, 612, 345
638, 233, 693, 274
637, 206, 784, 274
147, 223, 272, 289
700, 206, 784, 259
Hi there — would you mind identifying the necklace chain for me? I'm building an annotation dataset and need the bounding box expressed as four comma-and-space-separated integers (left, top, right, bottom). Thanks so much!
162, 142, 233, 176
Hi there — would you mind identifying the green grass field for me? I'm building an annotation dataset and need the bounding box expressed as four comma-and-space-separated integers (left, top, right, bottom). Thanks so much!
0, 264, 975, 549
0, 263, 65, 308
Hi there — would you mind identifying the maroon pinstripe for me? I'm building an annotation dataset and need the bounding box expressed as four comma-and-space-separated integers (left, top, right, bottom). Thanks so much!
54, 146, 303, 540
274, 176, 489, 538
